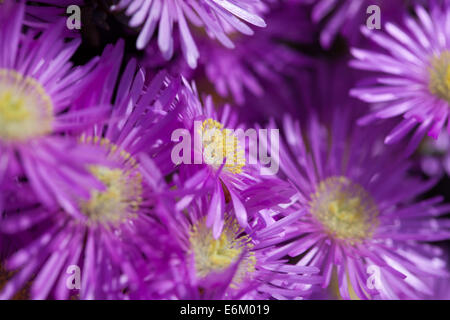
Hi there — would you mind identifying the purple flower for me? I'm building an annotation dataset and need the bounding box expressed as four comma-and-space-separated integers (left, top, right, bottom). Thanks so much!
0, 54, 184, 299
111, 0, 267, 68
350, 1, 450, 153
264, 104, 450, 299
173, 79, 278, 238
0, 1, 115, 212
161, 196, 321, 299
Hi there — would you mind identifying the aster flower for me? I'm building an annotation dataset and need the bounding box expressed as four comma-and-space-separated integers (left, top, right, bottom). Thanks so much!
297, 0, 404, 49
173, 79, 279, 238
111, 0, 267, 68
256, 103, 450, 299
0, 0, 117, 212
160, 196, 321, 299
350, 1, 450, 153
0, 55, 186, 299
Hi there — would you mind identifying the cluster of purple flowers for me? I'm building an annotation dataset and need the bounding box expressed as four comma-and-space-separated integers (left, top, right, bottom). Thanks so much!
0, 0, 449, 300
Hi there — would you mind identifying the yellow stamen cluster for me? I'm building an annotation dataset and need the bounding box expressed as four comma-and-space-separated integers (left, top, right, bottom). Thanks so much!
79, 136, 143, 226
200, 119, 245, 174
429, 50, 450, 102
189, 217, 256, 285
0, 69, 53, 142
309, 176, 379, 243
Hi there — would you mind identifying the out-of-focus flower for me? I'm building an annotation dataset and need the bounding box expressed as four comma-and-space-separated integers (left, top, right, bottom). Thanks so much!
258, 104, 450, 299
111, 0, 267, 68
161, 196, 322, 299
350, 1, 450, 154
0, 0, 117, 212
0, 52, 186, 299
197, 4, 314, 105
297, 0, 404, 49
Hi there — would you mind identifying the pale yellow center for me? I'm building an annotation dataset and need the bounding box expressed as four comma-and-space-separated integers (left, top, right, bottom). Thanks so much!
309, 176, 379, 243
0, 69, 53, 142
189, 217, 256, 284
200, 119, 245, 174
429, 51, 450, 102
79, 137, 143, 225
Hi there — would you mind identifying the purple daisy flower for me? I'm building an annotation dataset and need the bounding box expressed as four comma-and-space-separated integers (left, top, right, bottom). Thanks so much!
297, 0, 404, 49
111, 0, 267, 68
350, 1, 450, 152
160, 196, 322, 299
0, 0, 116, 212
260, 104, 450, 299
173, 79, 280, 238
0, 56, 186, 299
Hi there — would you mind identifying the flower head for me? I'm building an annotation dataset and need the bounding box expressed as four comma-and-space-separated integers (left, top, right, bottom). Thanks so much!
173, 79, 280, 238
0, 0, 117, 212
260, 104, 450, 299
0, 54, 185, 299
162, 196, 321, 299
350, 2, 450, 153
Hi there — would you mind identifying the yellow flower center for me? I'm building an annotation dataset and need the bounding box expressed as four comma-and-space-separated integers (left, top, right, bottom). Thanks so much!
200, 119, 245, 174
79, 137, 143, 225
429, 51, 450, 102
309, 176, 379, 243
0, 69, 53, 142
189, 217, 256, 285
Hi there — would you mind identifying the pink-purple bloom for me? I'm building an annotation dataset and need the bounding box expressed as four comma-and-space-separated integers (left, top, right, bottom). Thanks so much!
1, 0, 449, 302
0, 0, 114, 213
350, 1, 450, 153
173, 79, 280, 238
0, 49, 188, 298
266, 104, 450, 299
160, 195, 322, 299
